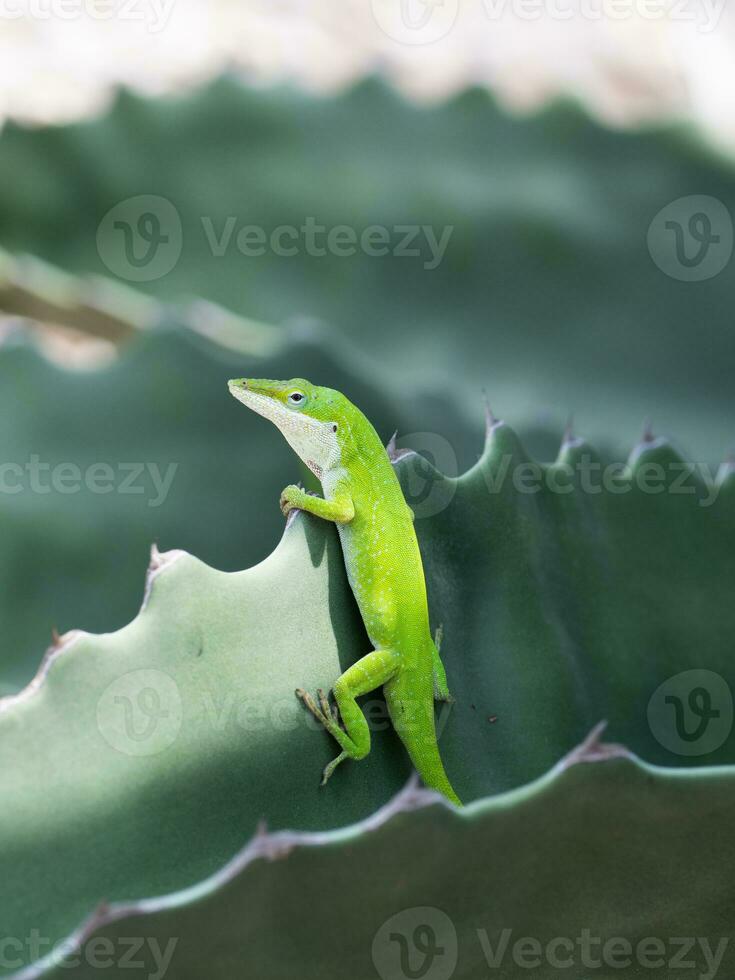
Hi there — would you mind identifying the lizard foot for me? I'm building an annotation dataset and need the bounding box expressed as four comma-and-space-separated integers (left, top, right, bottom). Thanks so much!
295, 687, 340, 732
321, 751, 348, 786
295, 689, 350, 788
317, 687, 336, 720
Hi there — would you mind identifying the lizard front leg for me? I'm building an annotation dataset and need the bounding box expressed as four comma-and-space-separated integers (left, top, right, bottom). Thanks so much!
280, 484, 354, 523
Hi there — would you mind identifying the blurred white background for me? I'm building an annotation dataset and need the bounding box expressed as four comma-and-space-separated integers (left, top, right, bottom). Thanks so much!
1, 0, 735, 150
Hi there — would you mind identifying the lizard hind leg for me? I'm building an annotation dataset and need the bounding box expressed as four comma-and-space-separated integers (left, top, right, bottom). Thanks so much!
432, 624, 455, 704
296, 648, 398, 786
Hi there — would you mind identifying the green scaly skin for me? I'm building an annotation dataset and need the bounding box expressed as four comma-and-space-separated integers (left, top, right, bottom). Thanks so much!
228, 376, 461, 806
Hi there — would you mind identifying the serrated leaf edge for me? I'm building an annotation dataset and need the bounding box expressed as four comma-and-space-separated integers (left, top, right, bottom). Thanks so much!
7, 725, 672, 980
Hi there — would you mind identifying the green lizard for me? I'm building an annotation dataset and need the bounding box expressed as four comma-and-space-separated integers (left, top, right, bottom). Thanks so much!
228, 377, 461, 806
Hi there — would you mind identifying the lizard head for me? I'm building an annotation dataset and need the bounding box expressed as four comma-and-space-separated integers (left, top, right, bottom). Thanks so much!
228, 377, 350, 480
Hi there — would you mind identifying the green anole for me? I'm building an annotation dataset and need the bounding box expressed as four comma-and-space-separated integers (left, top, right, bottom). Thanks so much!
229, 377, 461, 805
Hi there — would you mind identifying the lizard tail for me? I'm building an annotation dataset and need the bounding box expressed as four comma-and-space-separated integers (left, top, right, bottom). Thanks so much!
402, 726, 462, 806
386, 663, 461, 806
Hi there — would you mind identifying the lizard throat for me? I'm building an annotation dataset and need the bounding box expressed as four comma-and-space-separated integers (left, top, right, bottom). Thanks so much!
307, 460, 323, 479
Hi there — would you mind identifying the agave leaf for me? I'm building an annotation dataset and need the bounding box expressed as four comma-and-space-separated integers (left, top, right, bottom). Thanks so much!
9, 751, 735, 979
1, 413, 734, 972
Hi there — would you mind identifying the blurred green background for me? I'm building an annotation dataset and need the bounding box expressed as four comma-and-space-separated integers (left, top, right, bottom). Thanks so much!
1, 77, 734, 694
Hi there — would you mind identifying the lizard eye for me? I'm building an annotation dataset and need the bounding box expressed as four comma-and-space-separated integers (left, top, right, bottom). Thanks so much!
288, 392, 304, 406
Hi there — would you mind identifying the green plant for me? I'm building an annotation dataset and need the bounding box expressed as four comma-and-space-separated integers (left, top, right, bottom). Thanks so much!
2, 407, 734, 976
2, 77, 735, 980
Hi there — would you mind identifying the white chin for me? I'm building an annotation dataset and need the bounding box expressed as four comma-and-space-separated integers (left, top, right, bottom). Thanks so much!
230, 387, 329, 477
229, 386, 280, 422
